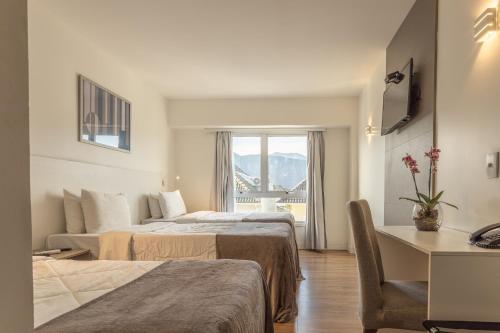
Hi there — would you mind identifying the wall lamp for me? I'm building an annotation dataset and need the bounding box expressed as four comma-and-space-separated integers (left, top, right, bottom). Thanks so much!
365, 125, 377, 136
474, 7, 498, 43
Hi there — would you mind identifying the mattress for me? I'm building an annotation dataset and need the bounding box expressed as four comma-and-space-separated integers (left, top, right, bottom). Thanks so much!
47, 233, 101, 258
48, 220, 295, 258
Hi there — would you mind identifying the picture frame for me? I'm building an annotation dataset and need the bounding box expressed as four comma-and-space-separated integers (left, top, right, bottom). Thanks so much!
78, 75, 131, 152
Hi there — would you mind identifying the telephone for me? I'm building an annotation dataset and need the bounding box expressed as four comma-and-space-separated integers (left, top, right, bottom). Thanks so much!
469, 223, 500, 249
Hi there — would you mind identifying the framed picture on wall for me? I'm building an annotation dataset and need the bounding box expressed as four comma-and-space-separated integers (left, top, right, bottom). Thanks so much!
78, 75, 131, 152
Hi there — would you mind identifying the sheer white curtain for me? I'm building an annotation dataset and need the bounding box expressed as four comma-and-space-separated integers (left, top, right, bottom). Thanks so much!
215, 131, 234, 212
305, 131, 327, 250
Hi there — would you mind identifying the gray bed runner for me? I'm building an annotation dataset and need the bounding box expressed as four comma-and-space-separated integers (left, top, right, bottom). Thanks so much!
215, 223, 300, 322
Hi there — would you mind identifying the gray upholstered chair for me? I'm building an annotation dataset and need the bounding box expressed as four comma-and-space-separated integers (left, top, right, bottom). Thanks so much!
346, 200, 428, 332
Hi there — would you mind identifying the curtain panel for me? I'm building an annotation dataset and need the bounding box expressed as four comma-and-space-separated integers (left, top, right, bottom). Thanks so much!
215, 131, 234, 212
305, 131, 327, 250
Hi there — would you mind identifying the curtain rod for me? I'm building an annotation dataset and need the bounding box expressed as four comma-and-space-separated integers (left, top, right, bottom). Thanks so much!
204, 127, 328, 133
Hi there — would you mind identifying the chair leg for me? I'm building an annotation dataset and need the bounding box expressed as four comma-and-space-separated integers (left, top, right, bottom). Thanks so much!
363, 330, 377, 333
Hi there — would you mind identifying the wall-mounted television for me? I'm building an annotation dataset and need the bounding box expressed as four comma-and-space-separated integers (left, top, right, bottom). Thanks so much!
381, 58, 415, 136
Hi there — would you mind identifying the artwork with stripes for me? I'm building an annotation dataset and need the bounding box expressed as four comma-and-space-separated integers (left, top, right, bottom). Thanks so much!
78, 75, 131, 152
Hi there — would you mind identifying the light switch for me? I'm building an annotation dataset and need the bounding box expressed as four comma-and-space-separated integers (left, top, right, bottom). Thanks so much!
486, 152, 499, 179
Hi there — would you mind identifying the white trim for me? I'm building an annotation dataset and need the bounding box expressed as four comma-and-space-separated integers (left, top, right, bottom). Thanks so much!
233, 132, 310, 137
261, 135, 269, 192
235, 191, 306, 198
206, 127, 327, 134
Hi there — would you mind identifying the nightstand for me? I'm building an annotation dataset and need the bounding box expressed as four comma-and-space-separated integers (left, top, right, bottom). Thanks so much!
50, 249, 91, 260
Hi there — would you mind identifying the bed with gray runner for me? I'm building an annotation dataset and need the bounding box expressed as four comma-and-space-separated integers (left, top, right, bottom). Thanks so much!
34, 259, 274, 333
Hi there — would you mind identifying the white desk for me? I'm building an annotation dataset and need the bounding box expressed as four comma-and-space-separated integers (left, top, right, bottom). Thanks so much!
376, 226, 500, 322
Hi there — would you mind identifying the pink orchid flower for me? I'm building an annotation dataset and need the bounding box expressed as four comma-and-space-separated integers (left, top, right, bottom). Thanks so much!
402, 154, 420, 174
425, 147, 441, 173
425, 147, 441, 162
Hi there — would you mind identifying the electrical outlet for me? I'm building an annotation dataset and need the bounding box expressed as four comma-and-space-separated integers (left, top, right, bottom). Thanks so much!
486, 152, 499, 179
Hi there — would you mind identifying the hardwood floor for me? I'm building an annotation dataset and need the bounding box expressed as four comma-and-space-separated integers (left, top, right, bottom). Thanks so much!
274, 251, 421, 333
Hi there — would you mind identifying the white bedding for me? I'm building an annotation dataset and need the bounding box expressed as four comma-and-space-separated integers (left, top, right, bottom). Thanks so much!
33, 258, 161, 328
142, 210, 294, 224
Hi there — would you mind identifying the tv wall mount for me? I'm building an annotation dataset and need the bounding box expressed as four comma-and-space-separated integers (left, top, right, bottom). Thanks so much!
385, 71, 405, 84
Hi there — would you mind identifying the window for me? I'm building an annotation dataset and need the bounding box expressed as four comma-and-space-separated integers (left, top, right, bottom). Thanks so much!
233, 134, 307, 221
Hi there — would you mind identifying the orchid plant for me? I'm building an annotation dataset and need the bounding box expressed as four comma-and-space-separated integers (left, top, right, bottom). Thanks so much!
399, 147, 458, 214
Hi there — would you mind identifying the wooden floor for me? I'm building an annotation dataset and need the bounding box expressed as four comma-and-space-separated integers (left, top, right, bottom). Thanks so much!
274, 251, 419, 333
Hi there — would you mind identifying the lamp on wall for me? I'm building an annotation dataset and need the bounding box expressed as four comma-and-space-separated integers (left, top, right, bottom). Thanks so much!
474, 7, 498, 43
365, 125, 377, 136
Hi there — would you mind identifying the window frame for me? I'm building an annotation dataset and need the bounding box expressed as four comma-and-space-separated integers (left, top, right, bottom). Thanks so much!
232, 133, 307, 200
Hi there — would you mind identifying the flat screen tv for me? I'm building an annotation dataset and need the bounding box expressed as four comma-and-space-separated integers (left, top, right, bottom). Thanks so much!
381, 58, 414, 136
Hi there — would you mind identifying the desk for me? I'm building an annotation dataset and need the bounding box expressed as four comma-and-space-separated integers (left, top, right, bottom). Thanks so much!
376, 226, 500, 322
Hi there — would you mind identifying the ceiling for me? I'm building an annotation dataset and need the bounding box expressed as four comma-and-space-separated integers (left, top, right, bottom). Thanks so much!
39, 0, 415, 98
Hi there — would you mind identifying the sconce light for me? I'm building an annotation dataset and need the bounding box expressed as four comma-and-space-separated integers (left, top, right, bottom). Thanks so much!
474, 7, 498, 43
365, 125, 377, 136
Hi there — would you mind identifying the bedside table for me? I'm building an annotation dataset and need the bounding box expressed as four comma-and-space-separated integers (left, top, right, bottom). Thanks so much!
50, 249, 91, 260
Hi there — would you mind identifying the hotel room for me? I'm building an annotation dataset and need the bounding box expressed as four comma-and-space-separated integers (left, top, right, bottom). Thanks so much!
2, 0, 500, 332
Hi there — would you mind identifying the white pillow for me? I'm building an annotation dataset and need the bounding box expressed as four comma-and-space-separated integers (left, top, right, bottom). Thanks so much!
148, 194, 163, 219
158, 190, 187, 219
63, 189, 85, 234
81, 189, 131, 234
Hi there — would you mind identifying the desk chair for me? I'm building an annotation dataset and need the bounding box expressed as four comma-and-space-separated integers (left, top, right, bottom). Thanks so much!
346, 200, 428, 332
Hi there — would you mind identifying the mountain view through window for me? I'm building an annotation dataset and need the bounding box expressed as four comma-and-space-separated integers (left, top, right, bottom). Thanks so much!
233, 135, 307, 221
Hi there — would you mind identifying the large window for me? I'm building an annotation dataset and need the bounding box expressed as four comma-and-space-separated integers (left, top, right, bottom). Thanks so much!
233, 135, 307, 221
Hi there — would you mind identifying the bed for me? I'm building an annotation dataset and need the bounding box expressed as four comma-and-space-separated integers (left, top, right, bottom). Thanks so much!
143, 210, 295, 226
145, 191, 295, 228
47, 221, 300, 322
33, 257, 274, 333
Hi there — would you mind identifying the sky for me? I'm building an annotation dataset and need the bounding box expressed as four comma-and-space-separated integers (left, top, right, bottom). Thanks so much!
233, 136, 307, 156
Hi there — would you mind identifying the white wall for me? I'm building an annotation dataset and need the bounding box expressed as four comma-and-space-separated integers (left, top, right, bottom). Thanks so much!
173, 130, 216, 211
358, 57, 386, 226
169, 97, 359, 129
436, 0, 500, 232
29, 2, 174, 249
170, 97, 358, 250
0, 0, 34, 331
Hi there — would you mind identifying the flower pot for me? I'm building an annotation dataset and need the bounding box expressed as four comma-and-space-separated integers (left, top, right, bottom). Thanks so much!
412, 203, 443, 231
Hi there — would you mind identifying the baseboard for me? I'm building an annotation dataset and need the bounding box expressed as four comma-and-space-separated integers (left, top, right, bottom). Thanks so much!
298, 244, 348, 251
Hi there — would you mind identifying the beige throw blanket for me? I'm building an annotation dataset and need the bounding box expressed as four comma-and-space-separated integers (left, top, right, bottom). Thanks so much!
99, 231, 216, 261
98, 231, 134, 260
133, 233, 216, 260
